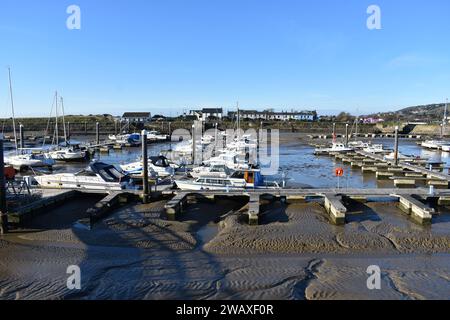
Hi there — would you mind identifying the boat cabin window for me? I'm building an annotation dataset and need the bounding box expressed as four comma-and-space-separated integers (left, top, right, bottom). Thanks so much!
152, 157, 169, 167
97, 166, 127, 182
231, 171, 243, 179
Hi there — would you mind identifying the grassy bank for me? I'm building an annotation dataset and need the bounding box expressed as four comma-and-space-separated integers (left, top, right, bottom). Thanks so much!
1, 116, 379, 136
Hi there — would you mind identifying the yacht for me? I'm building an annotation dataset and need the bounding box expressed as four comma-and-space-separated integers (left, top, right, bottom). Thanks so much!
46, 144, 87, 161
109, 133, 141, 145
173, 140, 194, 154
190, 164, 232, 179
202, 152, 249, 170
348, 141, 368, 149
5, 152, 55, 171
363, 144, 386, 153
383, 152, 412, 161
146, 130, 168, 141
421, 140, 450, 150
120, 155, 175, 178
34, 161, 131, 191
175, 168, 280, 191
314, 143, 353, 154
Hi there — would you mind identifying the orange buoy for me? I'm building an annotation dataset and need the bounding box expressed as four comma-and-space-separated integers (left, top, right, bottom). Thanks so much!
335, 167, 344, 177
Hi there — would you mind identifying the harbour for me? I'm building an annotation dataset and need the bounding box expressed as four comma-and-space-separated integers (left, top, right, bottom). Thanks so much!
1, 1, 450, 303
1, 127, 450, 300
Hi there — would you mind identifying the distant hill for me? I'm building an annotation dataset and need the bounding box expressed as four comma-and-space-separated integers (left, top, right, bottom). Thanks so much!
366, 103, 448, 122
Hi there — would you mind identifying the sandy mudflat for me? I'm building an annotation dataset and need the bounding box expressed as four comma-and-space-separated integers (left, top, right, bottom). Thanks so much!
0, 194, 449, 300
2, 134, 450, 301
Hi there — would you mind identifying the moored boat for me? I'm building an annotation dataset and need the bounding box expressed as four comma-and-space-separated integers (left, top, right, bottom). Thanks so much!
34, 161, 131, 191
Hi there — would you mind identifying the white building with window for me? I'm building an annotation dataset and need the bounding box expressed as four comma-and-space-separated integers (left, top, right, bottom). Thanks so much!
228, 110, 317, 122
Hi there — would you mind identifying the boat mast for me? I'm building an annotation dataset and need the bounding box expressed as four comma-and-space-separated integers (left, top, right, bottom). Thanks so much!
61, 96, 67, 145
7, 67, 18, 154
443, 98, 448, 138
237, 101, 240, 141
55, 91, 59, 147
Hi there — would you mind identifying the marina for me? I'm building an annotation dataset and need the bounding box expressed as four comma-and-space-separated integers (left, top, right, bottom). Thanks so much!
1, 1, 449, 303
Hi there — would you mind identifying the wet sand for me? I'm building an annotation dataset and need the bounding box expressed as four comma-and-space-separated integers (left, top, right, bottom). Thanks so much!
0, 196, 449, 300
1, 133, 449, 300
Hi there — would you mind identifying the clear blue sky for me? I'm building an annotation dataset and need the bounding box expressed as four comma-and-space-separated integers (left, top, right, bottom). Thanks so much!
0, 0, 449, 117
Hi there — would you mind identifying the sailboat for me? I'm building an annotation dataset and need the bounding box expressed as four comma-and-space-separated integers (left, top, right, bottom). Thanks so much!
44, 94, 87, 161
3, 68, 55, 171
421, 99, 450, 150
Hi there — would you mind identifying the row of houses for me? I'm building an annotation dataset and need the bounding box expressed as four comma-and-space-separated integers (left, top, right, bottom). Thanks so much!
189, 108, 317, 122
120, 108, 318, 124
227, 110, 317, 121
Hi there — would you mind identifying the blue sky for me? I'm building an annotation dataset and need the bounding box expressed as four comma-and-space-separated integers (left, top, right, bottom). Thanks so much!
0, 0, 449, 117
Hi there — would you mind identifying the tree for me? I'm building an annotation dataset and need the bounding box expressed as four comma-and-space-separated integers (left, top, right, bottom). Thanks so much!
336, 112, 355, 122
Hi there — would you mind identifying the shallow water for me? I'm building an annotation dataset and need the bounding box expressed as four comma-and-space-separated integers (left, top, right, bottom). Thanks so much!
281, 138, 450, 189
4, 135, 450, 189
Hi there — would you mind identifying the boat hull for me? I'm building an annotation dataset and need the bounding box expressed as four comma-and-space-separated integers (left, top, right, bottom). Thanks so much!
34, 174, 125, 191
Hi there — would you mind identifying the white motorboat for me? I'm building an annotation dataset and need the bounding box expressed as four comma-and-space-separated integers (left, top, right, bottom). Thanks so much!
174, 176, 248, 191
314, 143, 353, 154
383, 152, 412, 161
175, 168, 280, 191
109, 133, 141, 145
34, 161, 131, 191
190, 164, 232, 179
5, 152, 55, 171
348, 141, 369, 149
120, 155, 175, 178
173, 140, 194, 154
202, 152, 249, 170
363, 144, 386, 153
421, 140, 450, 150
46, 145, 86, 161
146, 130, 168, 141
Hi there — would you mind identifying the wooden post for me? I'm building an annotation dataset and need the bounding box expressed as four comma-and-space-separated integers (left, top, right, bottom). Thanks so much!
67, 122, 71, 140
141, 130, 149, 203
19, 124, 24, 150
192, 124, 196, 165
345, 124, 349, 146
96, 122, 100, 145
0, 138, 8, 234
394, 126, 399, 165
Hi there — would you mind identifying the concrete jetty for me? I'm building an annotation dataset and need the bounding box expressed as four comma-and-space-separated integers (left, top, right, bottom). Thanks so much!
323, 194, 347, 225
395, 194, 434, 225
6, 186, 450, 230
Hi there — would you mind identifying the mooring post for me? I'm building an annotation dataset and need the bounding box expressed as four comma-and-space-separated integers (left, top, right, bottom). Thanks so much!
19, 124, 24, 150
394, 126, 399, 165
67, 122, 71, 140
141, 130, 149, 204
345, 124, 349, 146
192, 124, 196, 165
96, 122, 100, 145
0, 137, 8, 234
